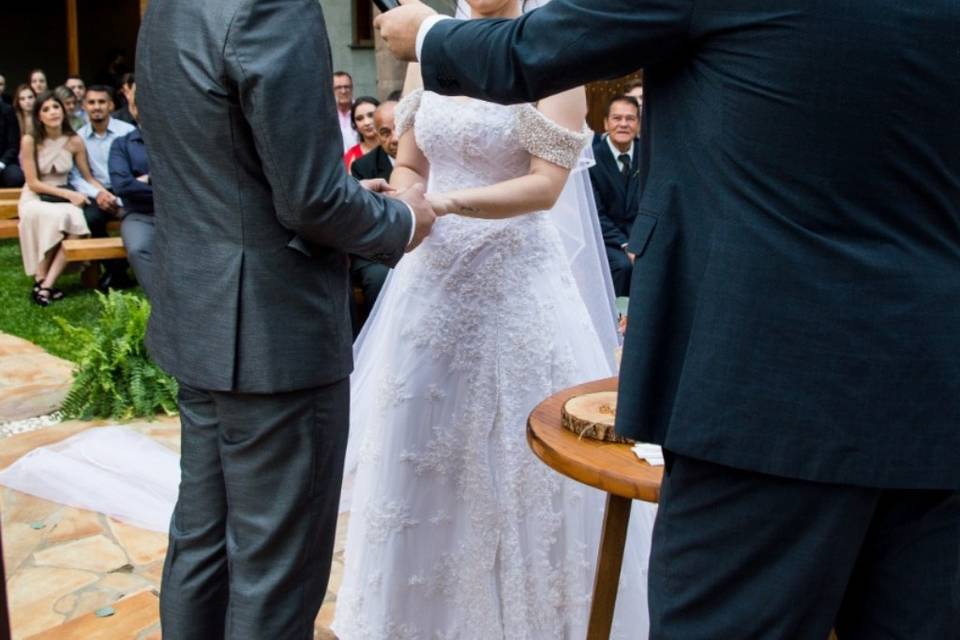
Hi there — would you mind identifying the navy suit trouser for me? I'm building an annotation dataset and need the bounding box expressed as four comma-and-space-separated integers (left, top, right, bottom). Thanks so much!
649, 452, 960, 639
606, 244, 633, 297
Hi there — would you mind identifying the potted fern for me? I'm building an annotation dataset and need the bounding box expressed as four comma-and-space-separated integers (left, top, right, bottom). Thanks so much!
57, 291, 178, 420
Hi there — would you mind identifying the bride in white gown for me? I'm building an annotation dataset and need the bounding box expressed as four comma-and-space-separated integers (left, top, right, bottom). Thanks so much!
331, 2, 655, 638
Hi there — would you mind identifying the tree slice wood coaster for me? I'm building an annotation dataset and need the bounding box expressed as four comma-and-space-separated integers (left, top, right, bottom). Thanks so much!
561, 391, 634, 443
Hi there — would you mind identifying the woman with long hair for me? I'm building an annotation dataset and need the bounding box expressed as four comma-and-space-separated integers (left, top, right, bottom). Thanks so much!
17, 91, 105, 305
342, 96, 380, 172
28, 69, 47, 95
13, 84, 35, 137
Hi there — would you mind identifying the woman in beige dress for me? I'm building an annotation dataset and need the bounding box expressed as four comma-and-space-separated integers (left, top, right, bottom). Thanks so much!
18, 91, 104, 306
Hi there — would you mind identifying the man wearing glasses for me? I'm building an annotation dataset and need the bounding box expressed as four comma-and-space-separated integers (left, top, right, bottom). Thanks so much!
333, 71, 354, 152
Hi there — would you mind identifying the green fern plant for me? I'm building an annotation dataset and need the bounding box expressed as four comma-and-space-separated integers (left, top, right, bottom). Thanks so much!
57, 291, 178, 420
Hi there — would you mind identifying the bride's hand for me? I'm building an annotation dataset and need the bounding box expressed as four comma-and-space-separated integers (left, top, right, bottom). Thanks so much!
425, 192, 452, 217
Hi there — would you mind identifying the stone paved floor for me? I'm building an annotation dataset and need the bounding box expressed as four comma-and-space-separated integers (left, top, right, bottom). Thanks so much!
2, 419, 346, 639
0, 332, 345, 639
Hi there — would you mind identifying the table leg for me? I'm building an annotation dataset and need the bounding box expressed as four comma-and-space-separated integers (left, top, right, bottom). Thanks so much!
586, 493, 632, 640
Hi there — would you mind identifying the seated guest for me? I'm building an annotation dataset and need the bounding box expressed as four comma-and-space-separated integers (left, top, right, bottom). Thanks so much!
350, 100, 398, 182
112, 74, 137, 125
18, 92, 101, 305
0, 74, 10, 105
108, 84, 154, 298
348, 100, 398, 334
14, 85, 35, 138
69, 85, 136, 289
589, 94, 642, 296
65, 75, 88, 126
342, 96, 379, 173
0, 98, 24, 187
54, 86, 84, 131
28, 69, 48, 96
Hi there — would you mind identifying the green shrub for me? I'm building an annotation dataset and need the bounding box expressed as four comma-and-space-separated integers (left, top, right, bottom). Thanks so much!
57, 291, 178, 420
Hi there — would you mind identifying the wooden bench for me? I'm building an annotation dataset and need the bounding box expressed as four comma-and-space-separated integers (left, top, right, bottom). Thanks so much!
63, 236, 128, 288
0, 220, 18, 240
0, 201, 17, 220
0, 188, 20, 200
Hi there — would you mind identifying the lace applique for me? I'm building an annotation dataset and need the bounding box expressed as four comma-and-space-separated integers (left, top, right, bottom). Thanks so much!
394, 88, 424, 138
515, 104, 591, 169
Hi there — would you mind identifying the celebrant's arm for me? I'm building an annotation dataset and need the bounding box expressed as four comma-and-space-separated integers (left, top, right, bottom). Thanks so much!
426, 87, 587, 220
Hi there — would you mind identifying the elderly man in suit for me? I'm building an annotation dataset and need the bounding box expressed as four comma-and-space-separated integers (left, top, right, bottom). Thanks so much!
590, 94, 641, 296
349, 100, 399, 333
378, 1, 960, 638
136, 1, 435, 638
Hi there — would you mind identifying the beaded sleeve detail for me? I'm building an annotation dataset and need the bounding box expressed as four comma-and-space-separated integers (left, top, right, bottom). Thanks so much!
515, 104, 592, 170
394, 89, 424, 138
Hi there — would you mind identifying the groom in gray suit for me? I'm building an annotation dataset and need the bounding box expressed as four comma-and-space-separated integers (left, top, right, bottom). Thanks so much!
136, 1, 435, 638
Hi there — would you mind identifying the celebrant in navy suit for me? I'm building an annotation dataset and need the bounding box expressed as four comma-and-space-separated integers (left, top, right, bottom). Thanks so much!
377, 1, 960, 637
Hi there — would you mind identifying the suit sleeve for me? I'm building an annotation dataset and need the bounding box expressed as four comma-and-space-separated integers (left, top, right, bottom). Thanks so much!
224, 0, 411, 265
420, 0, 693, 103
108, 137, 153, 211
590, 170, 629, 248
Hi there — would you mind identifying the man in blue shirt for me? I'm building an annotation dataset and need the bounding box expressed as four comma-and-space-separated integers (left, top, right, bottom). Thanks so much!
108, 84, 155, 298
69, 85, 136, 289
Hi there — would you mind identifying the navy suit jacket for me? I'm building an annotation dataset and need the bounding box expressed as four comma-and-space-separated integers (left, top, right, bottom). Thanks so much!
421, 0, 960, 490
589, 138, 642, 249
108, 128, 154, 215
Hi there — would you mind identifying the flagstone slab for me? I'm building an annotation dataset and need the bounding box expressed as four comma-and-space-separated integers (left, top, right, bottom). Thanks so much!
46, 508, 106, 545
2, 521, 49, 576
0, 333, 74, 422
33, 534, 129, 574
25, 591, 160, 640
108, 519, 168, 566
8, 566, 100, 610
96, 571, 151, 597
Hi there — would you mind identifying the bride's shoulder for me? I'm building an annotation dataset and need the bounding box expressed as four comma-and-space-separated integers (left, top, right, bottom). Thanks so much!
395, 88, 426, 137
515, 87, 591, 170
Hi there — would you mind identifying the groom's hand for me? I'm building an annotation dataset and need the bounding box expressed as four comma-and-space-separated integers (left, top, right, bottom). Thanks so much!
374, 0, 436, 62
396, 183, 436, 251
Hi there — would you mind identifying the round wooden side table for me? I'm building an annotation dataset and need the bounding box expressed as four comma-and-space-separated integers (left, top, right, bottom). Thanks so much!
527, 377, 663, 640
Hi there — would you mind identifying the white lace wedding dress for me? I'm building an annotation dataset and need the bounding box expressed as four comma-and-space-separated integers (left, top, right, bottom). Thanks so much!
332, 90, 656, 640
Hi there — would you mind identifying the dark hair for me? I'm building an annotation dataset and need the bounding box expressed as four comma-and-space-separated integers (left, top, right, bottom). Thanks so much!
350, 96, 380, 138
120, 72, 135, 88
624, 79, 643, 93
605, 94, 640, 119
28, 68, 46, 82
31, 91, 76, 150
333, 70, 352, 81
66, 74, 84, 83
84, 84, 115, 102
386, 89, 402, 102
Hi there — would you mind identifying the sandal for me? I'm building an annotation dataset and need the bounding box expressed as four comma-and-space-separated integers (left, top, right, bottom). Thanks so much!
32, 288, 52, 307
31, 281, 64, 300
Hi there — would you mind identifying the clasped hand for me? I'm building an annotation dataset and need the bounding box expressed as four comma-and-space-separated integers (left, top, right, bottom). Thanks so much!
374, 0, 436, 62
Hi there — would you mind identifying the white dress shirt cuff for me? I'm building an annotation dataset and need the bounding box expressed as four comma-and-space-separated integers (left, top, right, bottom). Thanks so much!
403, 203, 418, 247
415, 15, 451, 62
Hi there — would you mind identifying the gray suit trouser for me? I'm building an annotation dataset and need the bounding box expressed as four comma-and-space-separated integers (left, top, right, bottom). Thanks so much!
121, 213, 156, 299
160, 378, 349, 640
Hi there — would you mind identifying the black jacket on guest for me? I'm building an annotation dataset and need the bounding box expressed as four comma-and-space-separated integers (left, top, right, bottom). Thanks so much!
588, 137, 641, 249
350, 146, 393, 182
0, 101, 20, 168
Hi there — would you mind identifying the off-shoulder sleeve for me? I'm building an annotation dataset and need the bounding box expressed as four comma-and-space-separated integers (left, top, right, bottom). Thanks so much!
394, 89, 424, 138
515, 104, 592, 170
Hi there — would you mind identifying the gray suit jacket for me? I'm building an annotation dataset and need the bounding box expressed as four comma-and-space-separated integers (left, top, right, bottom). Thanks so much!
136, 0, 412, 393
